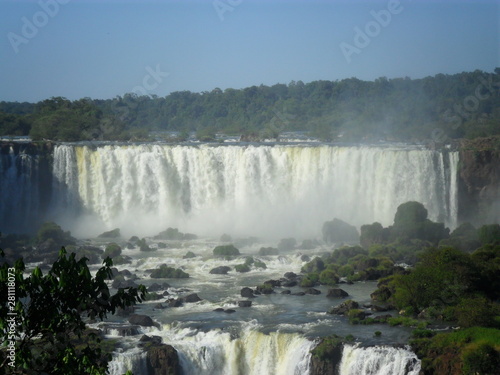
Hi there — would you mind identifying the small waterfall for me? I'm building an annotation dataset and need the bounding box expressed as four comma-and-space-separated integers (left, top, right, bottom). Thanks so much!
50, 144, 459, 238
339, 344, 421, 375
150, 324, 314, 375
107, 347, 148, 375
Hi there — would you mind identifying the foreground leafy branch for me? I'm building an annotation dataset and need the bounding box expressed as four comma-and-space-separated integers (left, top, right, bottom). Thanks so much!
0, 247, 146, 375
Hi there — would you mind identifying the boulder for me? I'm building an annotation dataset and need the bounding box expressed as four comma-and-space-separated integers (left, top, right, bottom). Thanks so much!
182, 293, 202, 303
281, 290, 291, 294
305, 288, 321, 295
328, 300, 359, 315
146, 344, 181, 375
129, 314, 158, 328
241, 287, 255, 298
326, 288, 349, 298
140, 335, 162, 346
291, 292, 305, 296
98, 228, 121, 238
166, 299, 183, 308
284, 272, 298, 280
209, 266, 232, 275
224, 309, 236, 314
322, 218, 359, 244
238, 301, 252, 307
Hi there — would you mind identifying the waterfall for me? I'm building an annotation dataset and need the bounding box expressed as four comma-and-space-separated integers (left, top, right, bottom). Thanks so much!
111, 324, 315, 375
339, 344, 421, 375
0, 144, 41, 233
50, 144, 459, 238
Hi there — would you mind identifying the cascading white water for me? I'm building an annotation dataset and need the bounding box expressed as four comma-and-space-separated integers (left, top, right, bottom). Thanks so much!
339, 344, 421, 375
110, 323, 315, 375
0, 145, 40, 233
50, 144, 459, 238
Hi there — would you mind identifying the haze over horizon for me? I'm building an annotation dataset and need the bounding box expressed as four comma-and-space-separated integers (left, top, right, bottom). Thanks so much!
1, 0, 498, 103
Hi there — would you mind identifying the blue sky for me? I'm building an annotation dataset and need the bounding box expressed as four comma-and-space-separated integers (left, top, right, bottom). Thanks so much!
0, 0, 498, 102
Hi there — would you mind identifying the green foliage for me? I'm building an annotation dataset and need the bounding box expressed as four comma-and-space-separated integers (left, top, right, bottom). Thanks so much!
301, 257, 325, 273
330, 246, 368, 266
392, 201, 449, 243
454, 296, 497, 328
213, 244, 240, 258
300, 273, 319, 287
478, 224, 500, 245
319, 269, 339, 286
462, 342, 500, 375
235, 264, 251, 273
0, 247, 145, 374
411, 327, 500, 375
37, 221, 75, 245
150, 265, 189, 278
2, 70, 500, 142
310, 335, 344, 362
360, 222, 386, 248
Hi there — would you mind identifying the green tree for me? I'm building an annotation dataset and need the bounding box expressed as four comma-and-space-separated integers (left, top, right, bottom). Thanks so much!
0, 248, 146, 374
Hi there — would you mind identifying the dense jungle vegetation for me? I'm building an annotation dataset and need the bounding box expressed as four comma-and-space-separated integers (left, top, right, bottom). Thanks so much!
1, 69, 499, 142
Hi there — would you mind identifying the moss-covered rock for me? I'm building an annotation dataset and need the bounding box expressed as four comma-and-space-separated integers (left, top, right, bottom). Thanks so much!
102, 243, 122, 258
213, 244, 240, 258
150, 265, 189, 279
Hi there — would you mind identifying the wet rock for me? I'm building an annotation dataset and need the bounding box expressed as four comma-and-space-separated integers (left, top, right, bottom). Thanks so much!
371, 304, 391, 312
100, 324, 140, 337
146, 344, 181, 375
213, 308, 225, 312
284, 272, 298, 280
238, 301, 252, 307
224, 309, 236, 314
281, 290, 291, 294
291, 292, 305, 296
128, 314, 159, 328
241, 287, 256, 298
305, 288, 321, 295
326, 288, 349, 298
282, 280, 298, 287
182, 293, 202, 303
166, 299, 183, 308
209, 266, 232, 275
140, 335, 162, 345
328, 300, 359, 315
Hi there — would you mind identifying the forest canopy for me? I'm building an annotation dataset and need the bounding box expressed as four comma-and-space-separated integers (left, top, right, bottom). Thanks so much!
1, 69, 499, 142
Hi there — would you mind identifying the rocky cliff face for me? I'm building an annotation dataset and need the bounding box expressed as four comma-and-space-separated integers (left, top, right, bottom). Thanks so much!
146, 344, 180, 375
309, 340, 343, 375
458, 136, 500, 225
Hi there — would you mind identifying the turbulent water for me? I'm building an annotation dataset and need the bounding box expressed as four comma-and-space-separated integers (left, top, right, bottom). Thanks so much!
47, 143, 458, 238
340, 344, 421, 375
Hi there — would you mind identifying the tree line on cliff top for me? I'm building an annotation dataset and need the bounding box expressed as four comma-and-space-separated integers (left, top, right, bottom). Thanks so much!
1, 69, 499, 142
